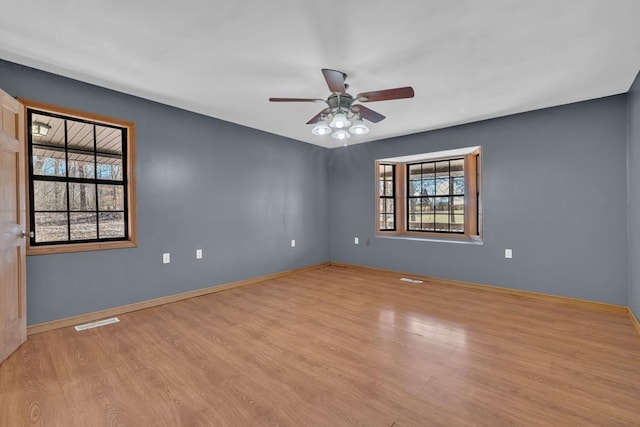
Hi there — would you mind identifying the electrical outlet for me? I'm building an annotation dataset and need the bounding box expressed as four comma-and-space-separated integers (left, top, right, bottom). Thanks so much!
163, 253, 170, 264
196, 249, 203, 259
505, 249, 512, 259
354, 237, 359, 245
291, 239, 296, 248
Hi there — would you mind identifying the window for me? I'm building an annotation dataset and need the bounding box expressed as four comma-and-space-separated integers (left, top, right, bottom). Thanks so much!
376, 147, 481, 240
378, 164, 396, 231
23, 99, 137, 254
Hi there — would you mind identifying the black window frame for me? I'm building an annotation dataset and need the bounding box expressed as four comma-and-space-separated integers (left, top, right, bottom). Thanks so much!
378, 163, 396, 231
406, 157, 465, 234
27, 109, 130, 247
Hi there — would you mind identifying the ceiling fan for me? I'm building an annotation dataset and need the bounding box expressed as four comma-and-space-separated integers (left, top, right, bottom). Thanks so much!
269, 69, 414, 142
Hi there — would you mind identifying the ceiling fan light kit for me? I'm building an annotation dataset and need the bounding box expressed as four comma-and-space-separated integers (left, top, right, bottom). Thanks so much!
349, 118, 369, 135
270, 69, 414, 144
329, 112, 351, 129
332, 129, 351, 140
311, 121, 332, 135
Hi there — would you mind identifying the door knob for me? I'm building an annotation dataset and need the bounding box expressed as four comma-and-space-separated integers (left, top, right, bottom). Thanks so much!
19, 230, 27, 239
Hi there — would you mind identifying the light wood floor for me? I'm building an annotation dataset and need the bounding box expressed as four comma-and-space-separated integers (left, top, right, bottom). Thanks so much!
1, 266, 640, 426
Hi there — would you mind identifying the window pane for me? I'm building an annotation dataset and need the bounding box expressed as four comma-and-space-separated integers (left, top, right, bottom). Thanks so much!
435, 214, 450, 231
453, 177, 464, 194
421, 162, 435, 176
450, 159, 464, 177
33, 181, 67, 211
68, 153, 95, 179
385, 199, 394, 213
379, 181, 384, 195
436, 178, 450, 195
379, 214, 385, 228
422, 179, 435, 196
410, 180, 422, 197
34, 213, 68, 243
70, 213, 97, 240
408, 198, 420, 214
67, 120, 94, 150
412, 213, 421, 229
69, 183, 96, 211
32, 148, 66, 177
97, 156, 123, 181
435, 161, 449, 177
408, 164, 421, 180
96, 125, 123, 155
384, 181, 394, 197
98, 185, 124, 211
31, 114, 64, 147
384, 214, 394, 230
379, 199, 385, 213
452, 196, 465, 213
421, 213, 435, 230
450, 215, 465, 232
435, 197, 449, 212
422, 197, 435, 212
99, 212, 125, 238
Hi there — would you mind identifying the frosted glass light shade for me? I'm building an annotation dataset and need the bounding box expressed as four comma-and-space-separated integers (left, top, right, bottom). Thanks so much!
349, 119, 369, 135
329, 112, 351, 129
311, 121, 331, 135
332, 129, 351, 140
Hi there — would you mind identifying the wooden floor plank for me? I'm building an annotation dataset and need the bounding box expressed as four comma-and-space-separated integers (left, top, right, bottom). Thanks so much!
1, 266, 640, 426
0, 334, 71, 426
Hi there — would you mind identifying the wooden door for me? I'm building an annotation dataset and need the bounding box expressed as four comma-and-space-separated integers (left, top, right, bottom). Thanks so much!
0, 89, 26, 363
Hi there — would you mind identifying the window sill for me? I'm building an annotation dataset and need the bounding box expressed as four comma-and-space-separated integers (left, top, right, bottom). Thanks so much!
376, 234, 483, 245
27, 239, 137, 256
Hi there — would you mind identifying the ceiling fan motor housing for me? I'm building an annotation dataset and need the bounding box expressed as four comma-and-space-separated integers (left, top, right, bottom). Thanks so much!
327, 93, 354, 113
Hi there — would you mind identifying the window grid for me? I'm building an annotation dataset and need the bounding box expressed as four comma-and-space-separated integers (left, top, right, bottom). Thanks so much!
378, 164, 396, 231
406, 158, 465, 234
27, 109, 129, 246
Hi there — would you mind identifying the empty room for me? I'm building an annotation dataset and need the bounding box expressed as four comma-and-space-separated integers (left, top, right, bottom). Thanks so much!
1, 1, 640, 425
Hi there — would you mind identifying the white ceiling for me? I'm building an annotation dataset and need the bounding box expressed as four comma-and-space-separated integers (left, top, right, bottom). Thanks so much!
2, 1, 640, 149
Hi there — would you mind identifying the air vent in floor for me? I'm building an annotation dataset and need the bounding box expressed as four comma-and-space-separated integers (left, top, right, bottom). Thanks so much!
74, 317, 120, 331
400, 277, 424, 284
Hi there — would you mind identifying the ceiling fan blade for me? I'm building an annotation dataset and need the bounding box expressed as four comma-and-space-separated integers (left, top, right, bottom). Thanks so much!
322, 69, 346, 94
352, 105, 386, 123
306, 108, 331, 124
269, 97, 325, 102
356, 86, 415, 102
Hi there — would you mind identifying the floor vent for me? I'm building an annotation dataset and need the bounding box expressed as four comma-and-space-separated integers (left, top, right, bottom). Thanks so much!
400, 277, 424, 284
74, 317, 120, 331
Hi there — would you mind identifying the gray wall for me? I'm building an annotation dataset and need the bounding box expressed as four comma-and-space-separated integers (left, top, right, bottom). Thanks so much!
0, 60, 330, 325
1, 58, 634, 325
628, 70, 640, 316
329, 96, 629, 305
